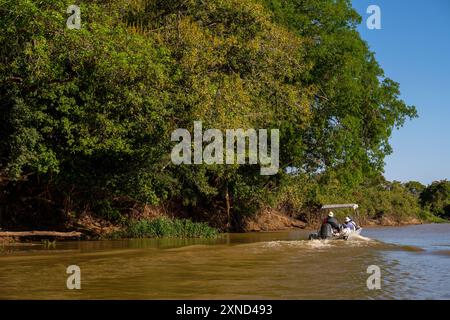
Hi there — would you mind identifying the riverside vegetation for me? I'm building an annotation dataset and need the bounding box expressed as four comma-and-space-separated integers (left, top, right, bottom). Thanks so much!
0, 0, 448, 238
111, 218, 219, 239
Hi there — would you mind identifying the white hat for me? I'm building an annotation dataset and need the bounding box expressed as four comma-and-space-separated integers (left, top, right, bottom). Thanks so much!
345, 217, 351, 223
328, 211, 334, 217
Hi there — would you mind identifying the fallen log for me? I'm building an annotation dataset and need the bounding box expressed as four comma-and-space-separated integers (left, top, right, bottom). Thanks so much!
0, 231, 82, 240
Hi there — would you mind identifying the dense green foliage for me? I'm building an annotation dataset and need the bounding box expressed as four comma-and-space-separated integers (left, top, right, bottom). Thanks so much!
115, 217, 218, 238
276, 176, 439, 225
0, 0, 442, 232
420, 181, 450, 218
261, 0, 417, 182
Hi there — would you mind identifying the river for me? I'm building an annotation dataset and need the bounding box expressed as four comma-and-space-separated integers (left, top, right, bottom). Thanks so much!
0, 223, 449, 299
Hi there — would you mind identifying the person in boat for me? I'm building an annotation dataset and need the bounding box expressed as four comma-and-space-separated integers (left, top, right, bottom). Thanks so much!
325, 211, 341, 232
319, 211, 341, 239
343, 216, 358, 231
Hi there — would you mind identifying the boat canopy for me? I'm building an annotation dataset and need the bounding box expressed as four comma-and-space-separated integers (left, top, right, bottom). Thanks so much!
321, 204, 359, 210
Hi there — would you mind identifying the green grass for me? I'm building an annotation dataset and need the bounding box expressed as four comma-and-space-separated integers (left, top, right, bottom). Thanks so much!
418, 211, 449, 223
115, 217, 219, 239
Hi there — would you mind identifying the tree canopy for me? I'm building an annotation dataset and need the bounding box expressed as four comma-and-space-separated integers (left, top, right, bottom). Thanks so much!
0, 0, 422, 229
420, 181, 450, 218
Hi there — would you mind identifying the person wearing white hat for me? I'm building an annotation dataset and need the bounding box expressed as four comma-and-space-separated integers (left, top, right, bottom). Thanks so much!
318, 211, 341, 239
325, 211, 340, 232
343, 216, 357, 231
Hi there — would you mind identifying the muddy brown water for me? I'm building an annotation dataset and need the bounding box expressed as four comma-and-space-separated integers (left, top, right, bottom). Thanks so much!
1, 223, 449, 299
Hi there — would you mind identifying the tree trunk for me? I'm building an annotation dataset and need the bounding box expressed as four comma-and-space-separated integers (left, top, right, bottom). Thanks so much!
0, 231, 82, 239
225, 186, 231, 230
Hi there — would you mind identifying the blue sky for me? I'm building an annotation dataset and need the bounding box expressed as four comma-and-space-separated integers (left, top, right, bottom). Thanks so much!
352, 0, 450, 185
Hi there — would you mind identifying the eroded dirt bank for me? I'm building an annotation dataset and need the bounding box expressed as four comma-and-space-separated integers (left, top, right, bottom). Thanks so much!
0, 206, 426, 243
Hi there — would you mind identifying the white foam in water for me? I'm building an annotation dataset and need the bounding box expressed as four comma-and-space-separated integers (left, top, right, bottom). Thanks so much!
347, 233, 372, 242
263, 241, 282, 248
304, 239, 334, 249
263, 240, 334, 250
262, 235, 374, 250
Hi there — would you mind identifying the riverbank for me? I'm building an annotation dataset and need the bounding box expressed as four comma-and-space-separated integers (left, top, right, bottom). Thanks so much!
241, 208, 429, 232
1, 208, 443, 244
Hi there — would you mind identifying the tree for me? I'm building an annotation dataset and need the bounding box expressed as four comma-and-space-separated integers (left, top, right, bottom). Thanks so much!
0, 0, 420, 230
404, 181, 426, 197
0, 0, 175, 224
420, 181, 450, 218
260, 0, 417, 187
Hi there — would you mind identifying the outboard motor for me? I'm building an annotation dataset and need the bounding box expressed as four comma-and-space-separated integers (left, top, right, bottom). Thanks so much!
319, 223, 333, 240
308, 233, 320, 240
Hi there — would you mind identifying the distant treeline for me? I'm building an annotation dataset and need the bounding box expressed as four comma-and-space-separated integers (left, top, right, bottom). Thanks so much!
279, 177, 450, 226
0, 0, 446, 231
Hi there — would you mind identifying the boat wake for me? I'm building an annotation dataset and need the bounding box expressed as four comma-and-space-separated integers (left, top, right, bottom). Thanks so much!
262, 236, 376, 250
347, 233, 372, 241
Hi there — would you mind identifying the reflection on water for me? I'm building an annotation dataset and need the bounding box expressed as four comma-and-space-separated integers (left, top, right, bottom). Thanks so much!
0, 224, 449, 299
